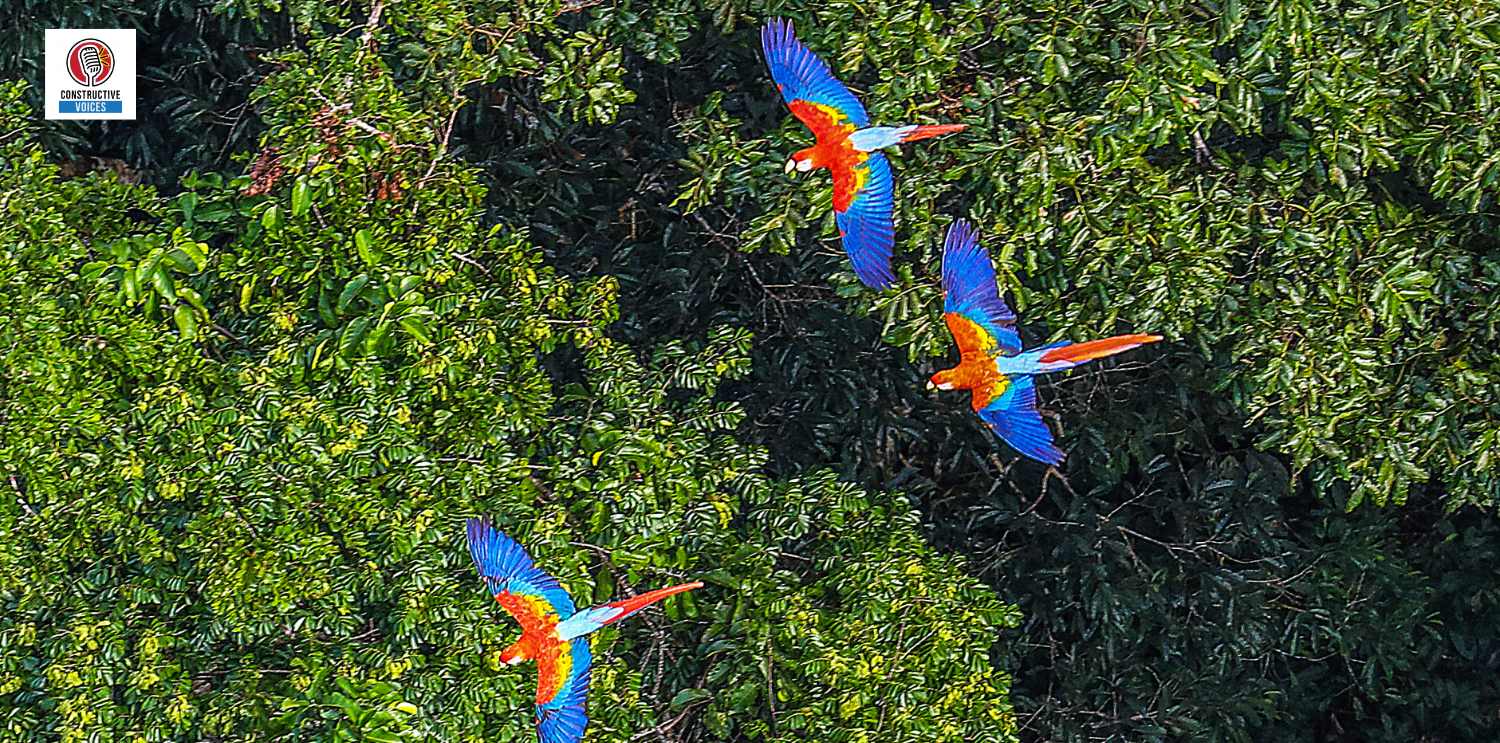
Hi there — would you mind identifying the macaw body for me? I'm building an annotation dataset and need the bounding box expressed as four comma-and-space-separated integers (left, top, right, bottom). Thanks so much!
930, 220, 1162, 465
762, 18, 965, 289
466, 519, 702, 743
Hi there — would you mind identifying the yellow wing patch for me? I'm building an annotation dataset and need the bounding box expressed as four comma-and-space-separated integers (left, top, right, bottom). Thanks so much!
495, 591, 562, 631
945, 314, 999, 359
535, 637, 574, 704
831, 149, 872, 212
971, 374, 1011, 412
806, 101, 855, 131
788, 99, 857, 139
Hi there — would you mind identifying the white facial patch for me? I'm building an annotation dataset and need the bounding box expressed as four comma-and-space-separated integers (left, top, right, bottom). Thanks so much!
796, 159, 812, 172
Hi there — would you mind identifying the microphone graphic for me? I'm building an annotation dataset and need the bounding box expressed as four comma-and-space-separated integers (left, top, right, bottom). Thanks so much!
79, 45, 104, 86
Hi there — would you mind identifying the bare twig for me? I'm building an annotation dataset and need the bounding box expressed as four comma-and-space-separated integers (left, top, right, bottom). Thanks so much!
215, 100, 254, 167
212, 322, 246, 343
561, 0, 612, 13
765, 639, 777, 736
9, 475, 37, 518
423, 104, 462, 181
316, 97, 396, 145
359, 0, 385, 51
1192, 130, 1216, 168
626, 695, 709, 742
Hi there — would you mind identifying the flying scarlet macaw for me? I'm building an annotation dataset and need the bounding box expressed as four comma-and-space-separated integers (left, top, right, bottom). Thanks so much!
466, 518, 703, 743
762, 18, 966, 289
929, 220, 1163, 465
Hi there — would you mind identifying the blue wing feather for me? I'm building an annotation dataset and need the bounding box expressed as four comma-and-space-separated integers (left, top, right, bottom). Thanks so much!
942, 220, 1021, 355
536, 639, 592, 743
761, 18, 870, 128
977, 375, 1064, 465
465, 518, 576, 620
835, 152, 896, 288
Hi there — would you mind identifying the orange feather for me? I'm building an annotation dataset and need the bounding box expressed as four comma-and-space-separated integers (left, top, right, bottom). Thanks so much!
1039, 334, 1163, 364
901, 124, 967, 142
604, 582, 703, 623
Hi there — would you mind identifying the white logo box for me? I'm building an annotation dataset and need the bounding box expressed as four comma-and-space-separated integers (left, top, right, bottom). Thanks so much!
45, 29, 137, 120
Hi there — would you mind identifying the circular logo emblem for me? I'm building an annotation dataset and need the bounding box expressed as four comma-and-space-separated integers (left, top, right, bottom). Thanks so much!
66, 39, 114, 87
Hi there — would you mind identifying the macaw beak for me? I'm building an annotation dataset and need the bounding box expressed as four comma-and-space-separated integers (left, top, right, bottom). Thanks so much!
504, 656, 525, 666
925, 380, 937, 392
784, 159, 796, 174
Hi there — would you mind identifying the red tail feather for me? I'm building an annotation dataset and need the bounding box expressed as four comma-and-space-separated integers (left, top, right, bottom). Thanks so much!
1039, 334, 1163, 364
900, 124, 967, 143
603, 582, 703, 626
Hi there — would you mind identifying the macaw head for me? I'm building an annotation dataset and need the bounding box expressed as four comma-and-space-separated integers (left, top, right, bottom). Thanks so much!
927, 369, 957, 391
784, 147, 816, 174
499, 636, 535, 666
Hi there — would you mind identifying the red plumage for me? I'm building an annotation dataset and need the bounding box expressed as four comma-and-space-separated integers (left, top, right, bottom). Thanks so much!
1038, 334, 1164, 364
603, 582, 704, 626
901, 124, 967, 142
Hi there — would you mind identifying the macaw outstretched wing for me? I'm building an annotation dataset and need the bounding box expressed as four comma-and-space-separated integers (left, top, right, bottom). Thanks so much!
535, 638, 591, 743
942, 219, 1021, 357
762, 18, 870, 137
976, 375, 1064, 466
833, 151, 896, 288
465, 518, 576, 629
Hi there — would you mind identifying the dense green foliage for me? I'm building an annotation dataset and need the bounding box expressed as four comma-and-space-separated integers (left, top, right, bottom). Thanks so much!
0, 5, 1017, 739
3, 0, 1499, 741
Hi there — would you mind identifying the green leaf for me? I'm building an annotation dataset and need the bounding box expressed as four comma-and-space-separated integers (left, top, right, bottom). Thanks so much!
239, 279, 256, 311
178, 286, 208, 314
122, 270, 140, 303
178, 192, 198, 221
152, 268, 177, 304
398, 316, 431, 345
364, 321, 391, 354
669, 687, 712, 710
176, 239, 208, 272
173, 304, 198, 340
355, 229, 377, 265
317, 286, 338, 326
338, 274, 370, 313
339, 317, 371, 358
291, 177, 311, 217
